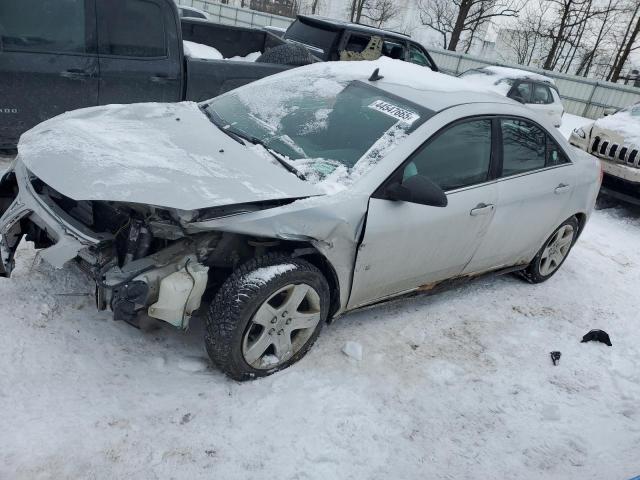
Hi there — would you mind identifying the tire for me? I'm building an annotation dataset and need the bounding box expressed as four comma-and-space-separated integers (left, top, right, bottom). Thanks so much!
255, 44, 314, 66
520, 216, 579, 284
205, 253, 330, 381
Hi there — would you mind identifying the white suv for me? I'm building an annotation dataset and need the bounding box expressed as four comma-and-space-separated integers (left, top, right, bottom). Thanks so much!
460, 66, 565, 127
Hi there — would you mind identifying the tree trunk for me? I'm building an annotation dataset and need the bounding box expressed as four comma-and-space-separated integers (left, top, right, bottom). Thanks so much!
610, 11, 640, 82
448, 0, 472, 51
543, 0, 573, 69
355, 0, 366, 23
311, 0, 319, 15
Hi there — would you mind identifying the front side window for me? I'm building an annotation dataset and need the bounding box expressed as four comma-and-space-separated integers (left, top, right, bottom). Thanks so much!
501, 118, 546, 176
0, 0, 86, 53
532, 84, 553, 104
408, 44, 432, 68
202, 73, 431, 187
99, 0, 166, 57
403, 120, 492, 191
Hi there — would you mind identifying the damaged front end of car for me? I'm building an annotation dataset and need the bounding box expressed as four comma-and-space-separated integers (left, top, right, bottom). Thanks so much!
0, 160, 320, 329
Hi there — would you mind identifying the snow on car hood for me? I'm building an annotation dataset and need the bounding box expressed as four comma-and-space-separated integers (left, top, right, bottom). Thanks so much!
593, 106, 640, 146
17, 102, 322, 211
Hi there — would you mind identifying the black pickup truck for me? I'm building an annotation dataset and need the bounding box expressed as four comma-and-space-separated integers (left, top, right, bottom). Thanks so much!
0, 0, 296, 151
0, 3, 440, 151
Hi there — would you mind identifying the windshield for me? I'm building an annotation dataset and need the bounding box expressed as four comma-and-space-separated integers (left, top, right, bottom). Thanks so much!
202, 74, 430, 190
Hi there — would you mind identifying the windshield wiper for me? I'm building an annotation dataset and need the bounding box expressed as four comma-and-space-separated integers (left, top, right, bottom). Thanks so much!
199, 105, 306, 181
247, 137, 307, 181
200, 105, 246, 145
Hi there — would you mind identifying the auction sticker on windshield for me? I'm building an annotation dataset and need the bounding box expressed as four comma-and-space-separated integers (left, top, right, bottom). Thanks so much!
368, 100, 420, 124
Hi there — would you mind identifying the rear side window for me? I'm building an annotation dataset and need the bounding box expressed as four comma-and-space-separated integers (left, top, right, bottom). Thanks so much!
284, 20, 338, 58
98, 0, 166, 57
509, 82, 532, 103
404, 119, 492, 191
532, 84, 553, 104
500, 119, 546, 176
0, 0, 86, 53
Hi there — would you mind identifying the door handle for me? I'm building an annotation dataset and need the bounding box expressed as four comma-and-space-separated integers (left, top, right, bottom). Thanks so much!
149, 74, 177, 84
554, 183, 571, 194
470, 203, 495, 216
60, 69, 91, 80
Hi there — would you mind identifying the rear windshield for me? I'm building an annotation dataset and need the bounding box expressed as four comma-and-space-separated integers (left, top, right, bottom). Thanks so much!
284, 20, 338, 59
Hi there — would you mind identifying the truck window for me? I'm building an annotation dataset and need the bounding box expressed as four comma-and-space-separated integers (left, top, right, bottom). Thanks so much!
0, 0, 86, 53
283, 20, 338, 59
98, 0, 166, 57
408, 44, 433, 68
382, 40, 406, 60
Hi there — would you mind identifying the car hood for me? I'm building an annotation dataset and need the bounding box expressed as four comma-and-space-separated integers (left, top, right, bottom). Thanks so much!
18, 102, 322, 211
592, 110, 640, 147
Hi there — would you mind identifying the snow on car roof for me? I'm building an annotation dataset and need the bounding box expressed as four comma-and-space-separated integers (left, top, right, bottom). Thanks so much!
480, 66, 556, 85
248, 57, 514, 113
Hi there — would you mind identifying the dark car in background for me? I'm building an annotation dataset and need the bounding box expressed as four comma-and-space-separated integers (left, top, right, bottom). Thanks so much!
283, 15, 438, 70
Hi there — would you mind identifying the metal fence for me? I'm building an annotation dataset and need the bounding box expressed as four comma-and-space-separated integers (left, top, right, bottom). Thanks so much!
178, 0, 293, 29
177, 1, 640, 119
428, 48, 640, 120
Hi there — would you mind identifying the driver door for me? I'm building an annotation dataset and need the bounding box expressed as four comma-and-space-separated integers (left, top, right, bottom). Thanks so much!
348, 118, 499, 308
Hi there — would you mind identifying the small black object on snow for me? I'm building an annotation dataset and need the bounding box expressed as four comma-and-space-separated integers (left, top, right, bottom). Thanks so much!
550, 351, 561, 366
368, 68, 384, 81
581, 329, 612, 346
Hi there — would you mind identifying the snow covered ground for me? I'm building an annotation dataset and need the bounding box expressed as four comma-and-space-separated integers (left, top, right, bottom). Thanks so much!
2, 122, 640, 479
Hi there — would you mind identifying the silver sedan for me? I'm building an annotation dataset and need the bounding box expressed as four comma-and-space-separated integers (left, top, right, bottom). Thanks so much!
0, 59, 601, 379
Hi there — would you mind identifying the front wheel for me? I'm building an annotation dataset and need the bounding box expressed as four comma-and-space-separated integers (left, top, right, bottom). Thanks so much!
205, 254, 330, 381
521, 216, 579, 283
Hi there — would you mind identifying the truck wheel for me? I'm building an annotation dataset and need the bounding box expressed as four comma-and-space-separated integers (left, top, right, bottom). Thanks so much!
205, 253, 330, 381
256, 44, 314, 66
520, 216, 579, 284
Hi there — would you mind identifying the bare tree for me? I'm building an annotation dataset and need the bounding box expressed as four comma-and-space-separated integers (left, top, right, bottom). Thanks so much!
418, 0, 520, 52
360, 0, 400, 27
497, 0, 550, 65
608, 2, 640, 82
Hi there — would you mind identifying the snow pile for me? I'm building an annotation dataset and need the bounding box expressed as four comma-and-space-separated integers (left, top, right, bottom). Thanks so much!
226, 51, 262, 62
183, 40, 223, 60
183, 41, 261, 62
243, 264, 297, 285
342, 341, 363, 361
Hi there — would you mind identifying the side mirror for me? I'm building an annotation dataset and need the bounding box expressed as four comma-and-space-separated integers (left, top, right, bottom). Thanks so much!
603, 107, 617, 117
385, 174, 448, 207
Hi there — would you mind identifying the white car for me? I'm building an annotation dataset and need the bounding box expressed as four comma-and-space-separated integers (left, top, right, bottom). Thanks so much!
0, 58, 600, 380
460, 66, 565, 127
569, 102, 640, 204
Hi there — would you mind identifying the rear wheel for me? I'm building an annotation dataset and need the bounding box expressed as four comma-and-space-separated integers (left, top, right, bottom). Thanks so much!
521, 216, 579, 283
205, 254, 329, 380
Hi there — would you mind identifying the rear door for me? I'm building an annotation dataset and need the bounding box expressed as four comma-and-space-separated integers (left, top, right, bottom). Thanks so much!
349, 118, 498, 308
95, 0, 182, 105
0, 0, 98, 148
462, 117, 574, 274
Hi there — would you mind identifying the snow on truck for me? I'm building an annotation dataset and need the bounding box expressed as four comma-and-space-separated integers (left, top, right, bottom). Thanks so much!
0, 1, 439, 152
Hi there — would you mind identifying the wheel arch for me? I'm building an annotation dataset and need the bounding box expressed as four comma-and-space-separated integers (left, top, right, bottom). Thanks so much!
291, 247, 341, 321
